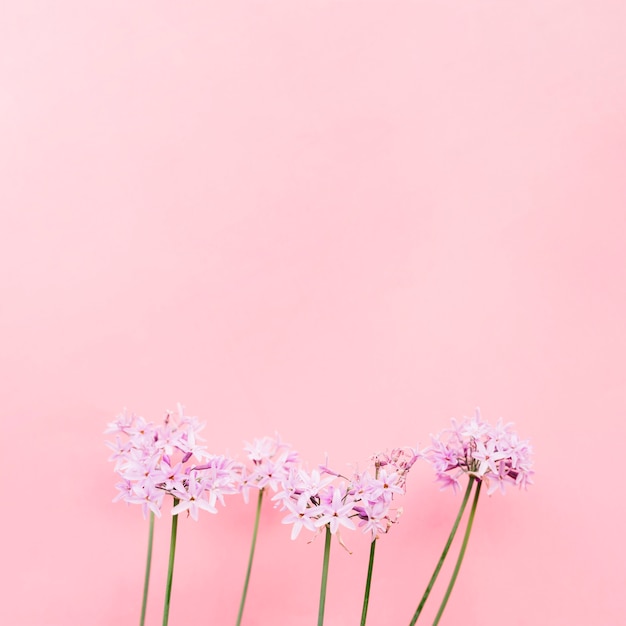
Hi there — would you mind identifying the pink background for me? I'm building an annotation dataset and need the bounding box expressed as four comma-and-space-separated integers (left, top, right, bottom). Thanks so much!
2, 1, 625, 624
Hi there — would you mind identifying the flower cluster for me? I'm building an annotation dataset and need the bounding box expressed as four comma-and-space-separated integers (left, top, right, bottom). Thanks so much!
105, 406, 533, 626
105, 405, 241, 520
423, 409, 534, 495
238, 434, 299, 502
273, 447, 419, 543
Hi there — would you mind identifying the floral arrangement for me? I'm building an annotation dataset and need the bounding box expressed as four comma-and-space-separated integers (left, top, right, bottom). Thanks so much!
105, 405, 533, 626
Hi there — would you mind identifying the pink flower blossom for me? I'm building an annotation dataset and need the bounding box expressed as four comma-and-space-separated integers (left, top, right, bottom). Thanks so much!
276, 448, 418, 543
354, 499, 393, 537
106, 405, 239, 519
239, 434, 299, 496
171, 471, 218, 521
314, 486, 357, 535
281, 497, 319, 540
423, 408, 534, 496
367, 468, 405, 502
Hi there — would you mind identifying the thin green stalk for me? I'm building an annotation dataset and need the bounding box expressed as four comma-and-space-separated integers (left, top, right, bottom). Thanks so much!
359, 538, 377, 625
432, 480, 482, 626
409, 477, 475, 626
317, 526, 332, 626
162, 498, 180, 626
140, 511, 155, 626
236, 488, 264, 626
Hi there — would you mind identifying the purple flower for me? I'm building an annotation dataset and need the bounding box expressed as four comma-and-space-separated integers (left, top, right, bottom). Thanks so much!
354, 499, 394, 537
171, 471, 218, 521
239, 434, 299, 496
314, 486, 357, 535
276, 448, 418, 543
367, 468, 405, 502
281, 497, 319, 540
106, 405, 239, 519
423, 408, 534, 495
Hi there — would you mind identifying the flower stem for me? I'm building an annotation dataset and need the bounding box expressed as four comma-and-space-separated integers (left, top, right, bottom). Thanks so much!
432, 480, 482, 626
236, 489, 264, 626
409, 477, 475, 626
162, 498, 180, 626
360, 538, 377, 626
140, 511, 155, 626
317, 526, 332, 626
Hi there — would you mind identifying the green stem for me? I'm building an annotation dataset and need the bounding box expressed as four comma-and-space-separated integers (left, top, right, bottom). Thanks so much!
409, 477, 475, 626
360, 538, 377, 626
432, 480, 482, 626
317, 526, 332, 626
140, 512, 155, 626
162, 498, 180, 626
236, 489, 264, 626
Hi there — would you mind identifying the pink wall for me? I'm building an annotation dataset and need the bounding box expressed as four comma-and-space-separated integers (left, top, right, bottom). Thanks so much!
2, 1, 625, 624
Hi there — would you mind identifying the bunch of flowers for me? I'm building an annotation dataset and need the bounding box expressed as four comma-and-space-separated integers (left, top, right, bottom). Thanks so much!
274, 446, 418, 543
105, 405, 241, 625
105, 405, 241, 520
269, 447, 418, 625
424, 409, 534, 496
106, 406, 533, 626
408, 409, 534, 626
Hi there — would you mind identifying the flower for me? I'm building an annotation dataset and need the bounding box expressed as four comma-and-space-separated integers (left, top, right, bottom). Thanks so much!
171, 471, 218, 521
239, 434, 299, 495
423, 408, 534, 495
314, 485, 358, 534
275, 447, 418, 543
349, 447, 418, 540
106, 405, 240, 519
281, 496, 319, 540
